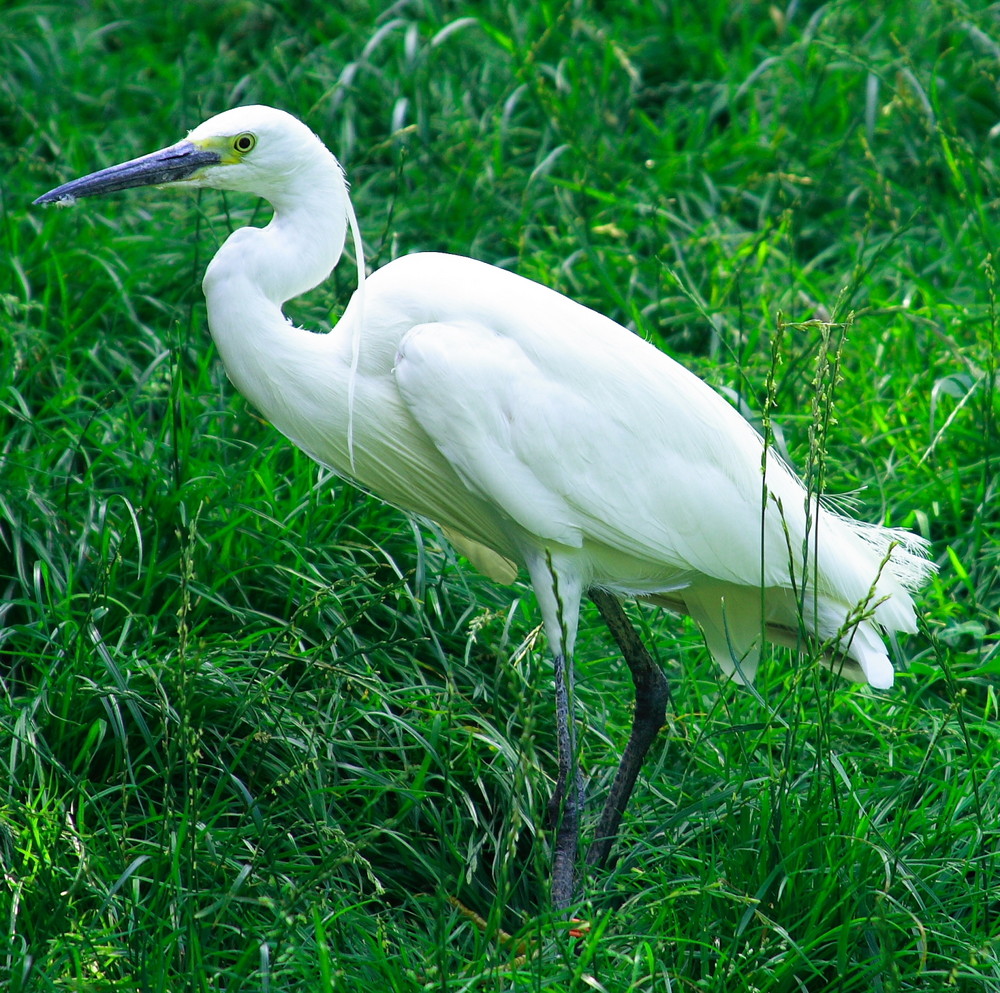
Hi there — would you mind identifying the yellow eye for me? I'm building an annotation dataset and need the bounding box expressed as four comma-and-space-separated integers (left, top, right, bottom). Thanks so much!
233, 132, 256, 154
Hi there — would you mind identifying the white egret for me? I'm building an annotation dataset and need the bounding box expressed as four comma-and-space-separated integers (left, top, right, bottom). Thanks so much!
35, 105, 934, 910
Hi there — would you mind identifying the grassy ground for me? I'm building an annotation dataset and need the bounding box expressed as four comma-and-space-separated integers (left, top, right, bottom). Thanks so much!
2, 0, 998, 989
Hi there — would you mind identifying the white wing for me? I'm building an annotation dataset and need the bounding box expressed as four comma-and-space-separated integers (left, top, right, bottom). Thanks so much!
389, 265, 803, 593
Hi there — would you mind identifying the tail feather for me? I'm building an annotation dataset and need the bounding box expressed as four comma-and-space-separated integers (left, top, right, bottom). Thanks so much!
648, 562, 925, 690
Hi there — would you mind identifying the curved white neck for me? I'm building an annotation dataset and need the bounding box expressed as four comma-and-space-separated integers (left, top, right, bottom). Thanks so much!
205, 150, 349, 306
199, 157, 355, 437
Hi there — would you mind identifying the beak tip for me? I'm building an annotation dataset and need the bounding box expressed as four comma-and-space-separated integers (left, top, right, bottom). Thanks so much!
33, 192, 76, 207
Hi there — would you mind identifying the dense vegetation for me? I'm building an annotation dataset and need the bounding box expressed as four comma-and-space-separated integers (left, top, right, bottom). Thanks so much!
1, 0, 997, 989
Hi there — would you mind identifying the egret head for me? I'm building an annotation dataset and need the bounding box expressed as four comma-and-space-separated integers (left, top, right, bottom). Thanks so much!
33, 105, 335, 209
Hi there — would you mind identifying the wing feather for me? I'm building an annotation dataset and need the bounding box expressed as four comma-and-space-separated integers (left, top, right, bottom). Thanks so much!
393, 312, 801, 591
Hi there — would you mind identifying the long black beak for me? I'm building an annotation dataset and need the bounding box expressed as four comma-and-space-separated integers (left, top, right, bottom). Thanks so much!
33, 140, 222, 206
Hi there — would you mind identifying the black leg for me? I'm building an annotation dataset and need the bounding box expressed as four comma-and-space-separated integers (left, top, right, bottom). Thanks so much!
586, 590, 670, 869
549, 650, 583, 910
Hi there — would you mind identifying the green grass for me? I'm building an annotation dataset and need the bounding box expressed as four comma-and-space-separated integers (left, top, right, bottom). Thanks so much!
2, 0, 998, 989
